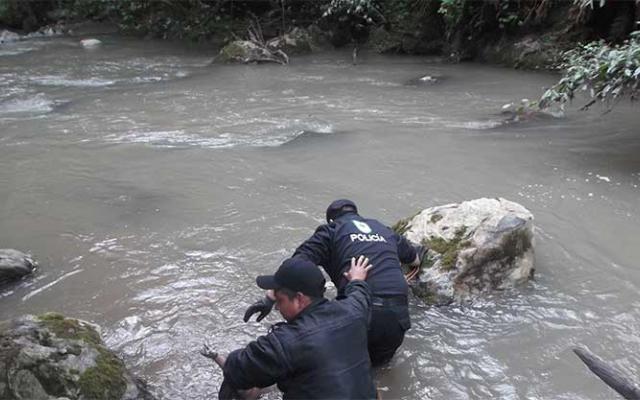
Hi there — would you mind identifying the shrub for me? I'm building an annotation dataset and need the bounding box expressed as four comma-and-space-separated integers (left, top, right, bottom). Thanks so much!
539, 31, 640, 110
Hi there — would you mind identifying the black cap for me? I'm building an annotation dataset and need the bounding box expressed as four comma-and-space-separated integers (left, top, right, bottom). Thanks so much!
326, 199, 358, 223
256, 258, 326, 297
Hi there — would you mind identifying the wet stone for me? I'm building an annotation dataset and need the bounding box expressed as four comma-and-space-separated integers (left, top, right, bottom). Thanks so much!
401, 198, 535, 305
0, 249, 37, 286
0, 314, 154, 400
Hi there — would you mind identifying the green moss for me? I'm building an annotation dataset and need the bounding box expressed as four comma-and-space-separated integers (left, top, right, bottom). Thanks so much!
219, 42, 248, 62
78, 350, 127, 400
391, 210, 421, 236
37, 313, 129, 399
392, 218, 411, 236
37, 313, 101, 347
430, 213, 443, 223
423, 226, 470, 271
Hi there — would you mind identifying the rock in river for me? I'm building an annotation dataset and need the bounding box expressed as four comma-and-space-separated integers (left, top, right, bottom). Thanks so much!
396, 198, 535, 305
0, 313, 153, 400
0, 249, 36, 285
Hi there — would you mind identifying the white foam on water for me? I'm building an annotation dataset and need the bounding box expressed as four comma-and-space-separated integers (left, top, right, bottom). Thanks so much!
447, 120, 506, 130
31, 75, 116, 87
102, 120, 334, 149
0, 47, 35, 56
0, 94, 56, 114
104, 130, 236, 148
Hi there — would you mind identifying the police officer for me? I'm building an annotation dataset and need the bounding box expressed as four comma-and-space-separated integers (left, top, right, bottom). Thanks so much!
221, 256, 377, 400
245, 199, 421, 366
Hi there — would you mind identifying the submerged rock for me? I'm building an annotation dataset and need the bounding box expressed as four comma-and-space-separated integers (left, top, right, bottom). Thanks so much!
0, 30, 20, 44
405, 74, 445, 86
80, 38, 102, 48
397, 198, 534, 305
0, 313, 153, 400
0, 249, 36, 285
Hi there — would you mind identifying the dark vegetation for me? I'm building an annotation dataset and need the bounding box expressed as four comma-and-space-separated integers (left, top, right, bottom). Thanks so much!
1, 0, 638, 108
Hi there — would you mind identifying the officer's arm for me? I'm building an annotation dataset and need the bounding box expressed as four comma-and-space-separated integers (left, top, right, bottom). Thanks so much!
292, 224, 332, 267
343, 280, 373, 323
396, 234, 419, 266
223, 333, 289, 391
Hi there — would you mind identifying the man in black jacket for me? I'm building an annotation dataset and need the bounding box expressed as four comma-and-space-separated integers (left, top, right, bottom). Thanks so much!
221, 256, 377, 400
245, 199, 420, 366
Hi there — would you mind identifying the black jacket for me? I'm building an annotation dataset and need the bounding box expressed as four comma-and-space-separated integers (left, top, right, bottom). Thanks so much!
293, 213, 416, 297
223, 280, 376, 400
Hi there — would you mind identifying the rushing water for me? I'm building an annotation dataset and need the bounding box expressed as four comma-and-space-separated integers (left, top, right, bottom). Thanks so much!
1, 34, 640, 400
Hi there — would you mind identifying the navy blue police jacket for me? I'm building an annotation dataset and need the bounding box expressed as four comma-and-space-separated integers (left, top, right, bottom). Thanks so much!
292, 212, 416, 297
223, 280, 376, 400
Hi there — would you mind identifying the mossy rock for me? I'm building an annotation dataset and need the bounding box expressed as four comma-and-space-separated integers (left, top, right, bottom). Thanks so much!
216, 41, 252, 63
401, 198, 535, 304
0, 313, 153, 400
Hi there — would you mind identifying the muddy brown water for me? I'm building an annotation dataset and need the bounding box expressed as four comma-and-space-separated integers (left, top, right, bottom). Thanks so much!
1, 34, 639, 399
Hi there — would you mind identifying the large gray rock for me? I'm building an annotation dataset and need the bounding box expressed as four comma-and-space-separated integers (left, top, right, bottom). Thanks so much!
0, 313, 153, 400
397, 198, 534, 304
0, 249, 36, 285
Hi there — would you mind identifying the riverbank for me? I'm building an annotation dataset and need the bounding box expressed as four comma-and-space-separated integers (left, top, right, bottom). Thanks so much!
1, 1, 637, 70
2, 30, 640, 399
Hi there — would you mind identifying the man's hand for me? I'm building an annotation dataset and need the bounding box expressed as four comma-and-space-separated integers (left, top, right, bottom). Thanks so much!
200, 343, 218, 360
344, 255, 373, 282
243, 295, 275, 322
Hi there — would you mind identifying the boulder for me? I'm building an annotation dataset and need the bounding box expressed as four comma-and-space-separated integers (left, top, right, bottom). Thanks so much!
0, 313, 153, 400
0, 249, 36, 285
215, 40, 288, 64
396, 198, 534, 304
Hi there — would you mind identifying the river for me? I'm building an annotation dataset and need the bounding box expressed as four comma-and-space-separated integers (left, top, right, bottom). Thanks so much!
1, 34, 639, 399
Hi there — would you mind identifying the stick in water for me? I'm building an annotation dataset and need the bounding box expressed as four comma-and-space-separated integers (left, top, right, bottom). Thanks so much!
573, 347, 640, 400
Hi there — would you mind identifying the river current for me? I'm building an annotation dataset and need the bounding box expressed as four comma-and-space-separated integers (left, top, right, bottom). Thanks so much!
1, 34, 639, 399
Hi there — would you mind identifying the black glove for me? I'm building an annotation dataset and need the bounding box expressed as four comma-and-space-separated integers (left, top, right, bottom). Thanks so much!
414, 244, 429, 268
243, 296, 275, 322
218, 378, 240, 400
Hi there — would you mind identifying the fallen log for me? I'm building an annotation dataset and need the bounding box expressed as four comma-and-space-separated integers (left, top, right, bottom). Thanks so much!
574, 347, 640, 400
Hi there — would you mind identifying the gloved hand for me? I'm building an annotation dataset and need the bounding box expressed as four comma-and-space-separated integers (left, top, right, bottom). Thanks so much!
414, 244, 429, 268
243, 295, 275, 322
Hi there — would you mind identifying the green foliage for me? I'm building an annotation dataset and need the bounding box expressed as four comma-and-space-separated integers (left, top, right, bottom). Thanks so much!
323, 0, 381, 22
438, 0, 465, 29
539, 31, 640, 109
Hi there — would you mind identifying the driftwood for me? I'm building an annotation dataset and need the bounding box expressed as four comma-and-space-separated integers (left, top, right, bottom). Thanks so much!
574, 347, 640, 400
246, 17, 288, 65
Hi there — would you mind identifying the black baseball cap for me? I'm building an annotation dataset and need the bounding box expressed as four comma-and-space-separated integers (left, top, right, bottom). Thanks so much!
256, 258, 326, 297
326, 199, 358, 223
